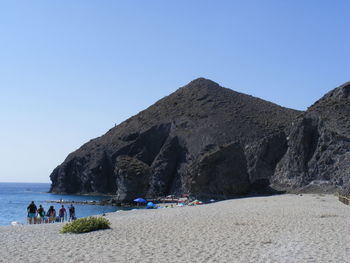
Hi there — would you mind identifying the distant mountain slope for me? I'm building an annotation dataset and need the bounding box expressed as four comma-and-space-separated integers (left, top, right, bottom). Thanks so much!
50, 78, 349, 200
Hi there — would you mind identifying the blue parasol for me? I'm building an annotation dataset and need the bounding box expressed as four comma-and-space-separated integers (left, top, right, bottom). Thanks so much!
134, 198, 147, 203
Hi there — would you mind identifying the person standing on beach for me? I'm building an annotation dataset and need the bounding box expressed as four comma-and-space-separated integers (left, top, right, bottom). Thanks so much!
69, 204, 75, 221
27, 201, 37, 224
37, 205, 45, 224
47, 206, 56, 223
59, 205, 67, 222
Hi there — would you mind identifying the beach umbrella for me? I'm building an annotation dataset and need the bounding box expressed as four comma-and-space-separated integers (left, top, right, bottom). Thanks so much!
134, 198, 147, 203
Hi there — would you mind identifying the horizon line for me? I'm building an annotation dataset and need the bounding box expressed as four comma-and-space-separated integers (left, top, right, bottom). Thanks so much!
0, 181, 51, 184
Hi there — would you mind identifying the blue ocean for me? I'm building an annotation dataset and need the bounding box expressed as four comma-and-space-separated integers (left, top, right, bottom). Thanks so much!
0, 182, 122, 226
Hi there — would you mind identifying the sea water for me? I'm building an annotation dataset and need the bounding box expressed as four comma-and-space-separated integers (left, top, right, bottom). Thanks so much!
0, 182, 121, 226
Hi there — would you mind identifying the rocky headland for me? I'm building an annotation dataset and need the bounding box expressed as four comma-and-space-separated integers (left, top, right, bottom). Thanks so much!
49, 78, 350, 201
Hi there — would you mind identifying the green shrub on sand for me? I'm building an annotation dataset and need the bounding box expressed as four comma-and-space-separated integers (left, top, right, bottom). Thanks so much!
61, 217, 111, 234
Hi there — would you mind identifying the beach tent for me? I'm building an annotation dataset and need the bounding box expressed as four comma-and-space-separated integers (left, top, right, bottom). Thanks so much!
146, 202, 156, 209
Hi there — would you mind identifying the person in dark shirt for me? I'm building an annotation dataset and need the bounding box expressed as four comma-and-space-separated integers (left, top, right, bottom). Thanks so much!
27, 201, 37, 224
37, 205, 45, 224
59, 205, 67, 222
69, 204, 75, 221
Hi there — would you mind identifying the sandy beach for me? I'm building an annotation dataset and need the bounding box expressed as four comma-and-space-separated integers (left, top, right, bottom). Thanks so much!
0, 194, 349, 263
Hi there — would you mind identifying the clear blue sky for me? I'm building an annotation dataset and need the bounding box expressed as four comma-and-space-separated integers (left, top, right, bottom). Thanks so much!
0, 1, 349, 182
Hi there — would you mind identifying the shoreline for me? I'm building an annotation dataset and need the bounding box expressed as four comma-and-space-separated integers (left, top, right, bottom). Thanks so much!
1, 194, 349, 263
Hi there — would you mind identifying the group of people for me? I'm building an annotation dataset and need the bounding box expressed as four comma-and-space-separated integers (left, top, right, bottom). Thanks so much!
27, 201, 76, 224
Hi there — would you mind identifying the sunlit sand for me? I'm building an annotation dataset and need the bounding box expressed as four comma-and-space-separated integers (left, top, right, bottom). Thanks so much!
0, 194, 349, 263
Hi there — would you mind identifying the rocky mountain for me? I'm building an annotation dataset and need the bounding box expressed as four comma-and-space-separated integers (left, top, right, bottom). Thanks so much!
49, 78, 350, 200
271, 81, 350, 194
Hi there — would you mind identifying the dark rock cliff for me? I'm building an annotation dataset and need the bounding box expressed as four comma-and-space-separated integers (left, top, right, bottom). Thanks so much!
50, 78, 350, 200
271, 81, 350, 194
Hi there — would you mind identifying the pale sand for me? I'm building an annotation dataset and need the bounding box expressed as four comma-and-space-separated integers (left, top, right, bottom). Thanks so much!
0, 194, 349, 263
